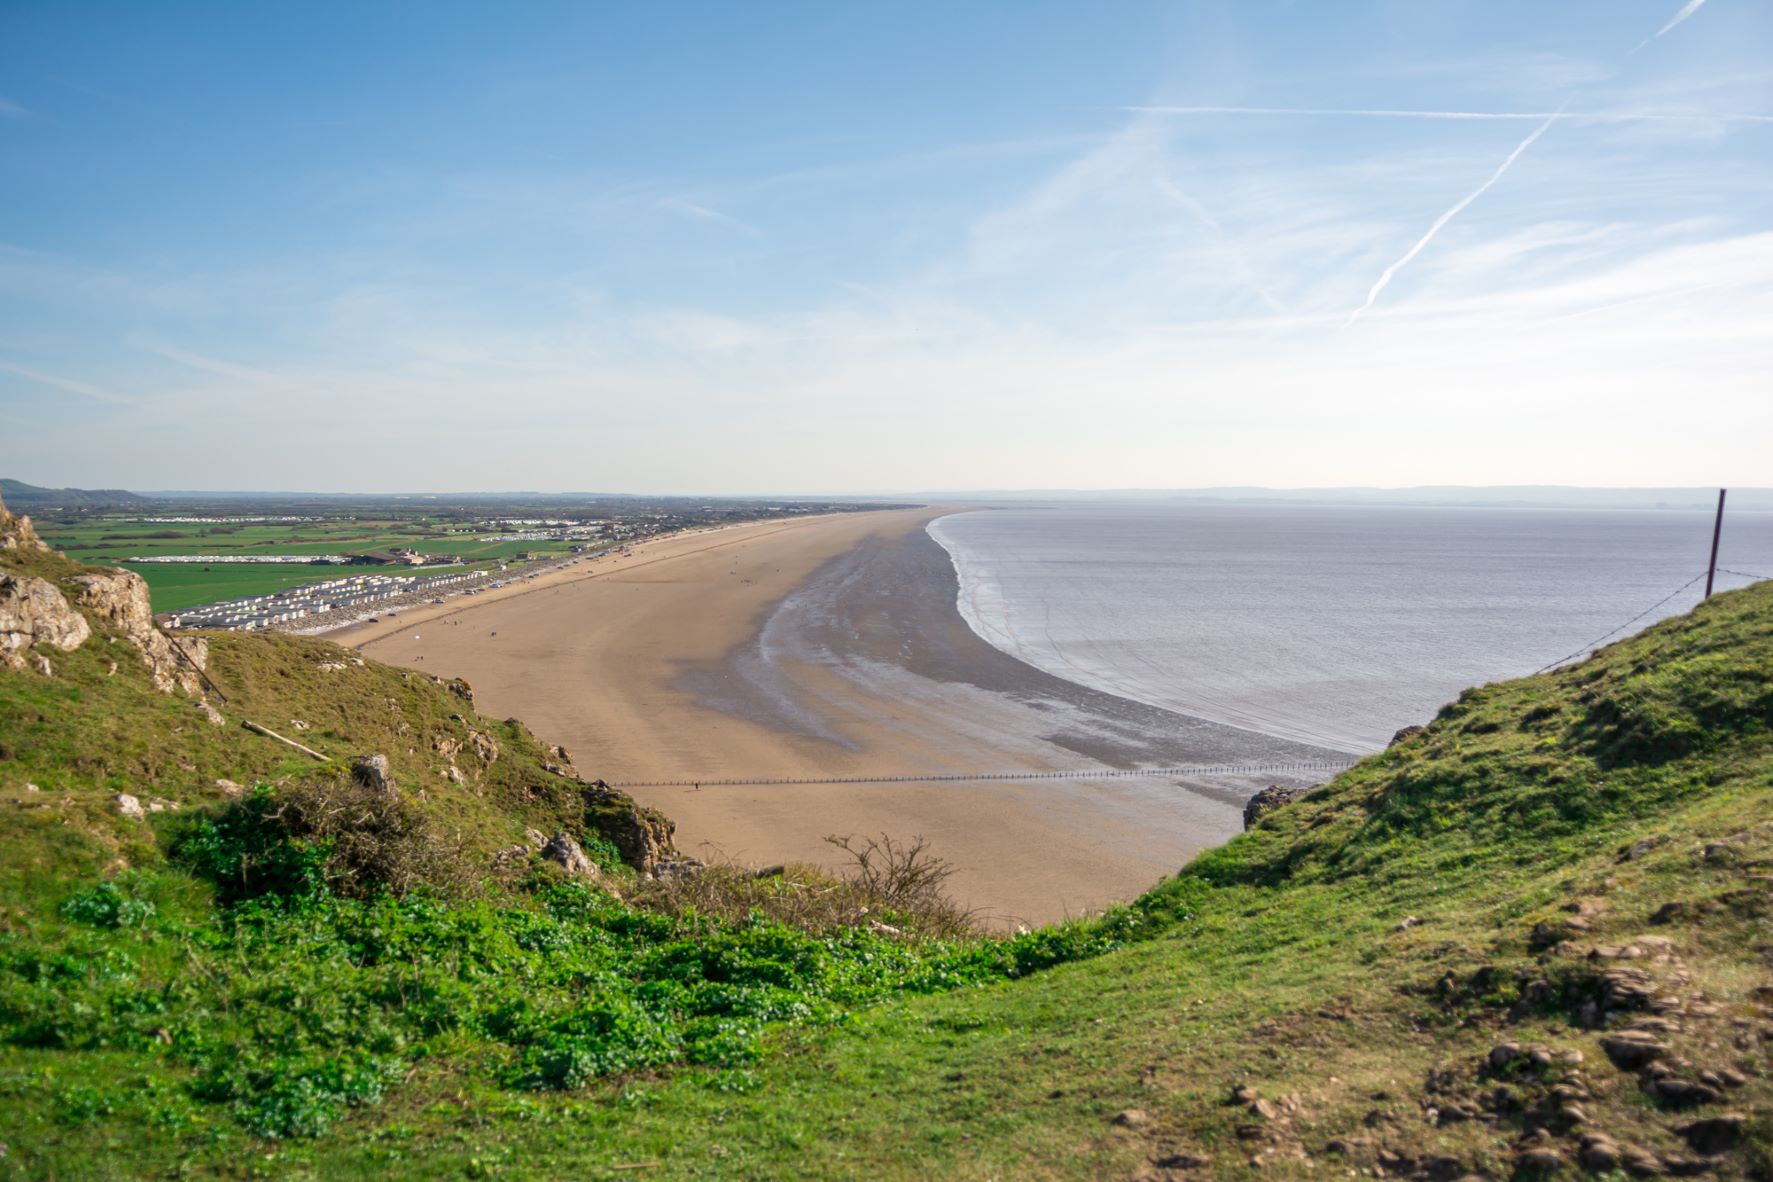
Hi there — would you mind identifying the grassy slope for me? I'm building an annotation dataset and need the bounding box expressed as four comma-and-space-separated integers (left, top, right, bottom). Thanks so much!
3, 553, 1769, 1178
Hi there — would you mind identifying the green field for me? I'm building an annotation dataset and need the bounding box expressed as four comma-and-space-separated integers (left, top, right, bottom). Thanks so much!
33, 516, 581, 613
118, 564, 402, 614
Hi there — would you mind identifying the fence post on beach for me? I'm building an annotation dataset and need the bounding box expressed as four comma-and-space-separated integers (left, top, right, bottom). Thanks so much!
1704, 488, 1727, 599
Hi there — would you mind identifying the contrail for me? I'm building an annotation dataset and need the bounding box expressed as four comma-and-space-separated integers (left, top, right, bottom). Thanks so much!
1344, 110, 1561, 329
1635, 0, 1706, 51
1124, 104, 1771, 124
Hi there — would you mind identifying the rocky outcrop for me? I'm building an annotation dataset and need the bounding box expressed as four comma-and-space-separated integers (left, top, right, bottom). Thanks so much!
613, 802, 677, 876
68, 571, 206, 695
1243, 784, 1307, 830
0, 574, 91, 671
0, 493, 49, 553
541, 833, 597, 877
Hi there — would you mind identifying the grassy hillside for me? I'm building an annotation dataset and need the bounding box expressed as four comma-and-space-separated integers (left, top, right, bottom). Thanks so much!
3, 519, 1769, 1179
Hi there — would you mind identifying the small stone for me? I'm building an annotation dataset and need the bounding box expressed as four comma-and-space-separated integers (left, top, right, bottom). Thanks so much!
1488, 1042, 1524, 1071
1580, 1135, 1621, 1170
1676, 1113, 1744, 1154
114, 793, 145, 820
1651, 1078, 1723, 1108
1250, 1098, 1280, 1121
1230, 1084, 1259, 1105
1394, 915, 1420, 931
214, 778, 244, 797
522, 828, 548, 849
1153, 1153, 1211, 1169
1518, 1148, 1564, 1171
1112, 1108, 1148, 1128
23, 782, 39, 793
1602, 1032, 1668, 1069
442, 765, 465, 785
1619, 1144, 1665, 1176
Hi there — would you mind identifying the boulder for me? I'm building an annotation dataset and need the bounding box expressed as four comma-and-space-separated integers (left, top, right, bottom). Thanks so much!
1243, 785, 1305, 830
541, 833, 596, 877
0, 574, 91, 670
1388, 725, 1425, 748
350, 754, 395, 794
114, 793, 146, 820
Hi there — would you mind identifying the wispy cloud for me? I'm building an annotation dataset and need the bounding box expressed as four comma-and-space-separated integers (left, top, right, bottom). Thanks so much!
0, 361, 135, 405
1127, 104, 1771, 124
0, 97, 29, 120
654, 195, 764, 237
1345, 111, 1563, 328
137, 339, 280, 384
1635, 0, 1707, 52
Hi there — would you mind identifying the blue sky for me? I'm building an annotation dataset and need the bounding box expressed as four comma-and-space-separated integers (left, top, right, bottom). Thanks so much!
2, 1, 1769, 493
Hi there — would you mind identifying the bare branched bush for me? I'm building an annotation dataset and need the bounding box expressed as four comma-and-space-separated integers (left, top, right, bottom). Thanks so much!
272, 779, 477, 898
633, 833, 977, 939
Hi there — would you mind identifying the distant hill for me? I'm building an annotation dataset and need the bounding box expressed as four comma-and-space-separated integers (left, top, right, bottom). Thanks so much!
0, 477, 145, 508
913, 485, 1773, 510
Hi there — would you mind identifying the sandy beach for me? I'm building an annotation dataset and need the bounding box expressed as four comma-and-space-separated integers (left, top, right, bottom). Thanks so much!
338, 507, 1339, 925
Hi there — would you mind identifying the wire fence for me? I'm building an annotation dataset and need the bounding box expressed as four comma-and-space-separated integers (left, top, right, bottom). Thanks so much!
1530, 563, 1767, 675
610, 759, 1360, 790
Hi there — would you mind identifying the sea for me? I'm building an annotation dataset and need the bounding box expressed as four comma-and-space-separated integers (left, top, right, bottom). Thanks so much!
927, 502, 1773, 754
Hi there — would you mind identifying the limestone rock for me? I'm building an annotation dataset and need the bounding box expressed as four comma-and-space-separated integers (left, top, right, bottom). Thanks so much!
0, 574, 91, 670
115, 793, 146, 820
606, 801, 676, 875
541, 833, 596, 877
467, 729, 500, 764
0, 494, 49, 552
1112, 1108, 1149, 1128
350, 754, 395, 794
214, 779, 245, 798
522, 827, 548, 849
1243, 785, 1305, 830
69, 571, 204, 694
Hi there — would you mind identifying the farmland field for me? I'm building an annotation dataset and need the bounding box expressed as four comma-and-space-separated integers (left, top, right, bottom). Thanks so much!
33, 516, 582, 613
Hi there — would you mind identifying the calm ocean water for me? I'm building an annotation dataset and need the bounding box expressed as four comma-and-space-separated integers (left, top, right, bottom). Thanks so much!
928, 503, 1773, 753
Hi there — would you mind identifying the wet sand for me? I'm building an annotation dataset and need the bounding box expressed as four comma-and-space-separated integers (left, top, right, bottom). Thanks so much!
340, 507, 1342, 926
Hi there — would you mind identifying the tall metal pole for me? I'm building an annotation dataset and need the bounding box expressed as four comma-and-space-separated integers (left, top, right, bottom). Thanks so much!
1704, 488, 1727, 599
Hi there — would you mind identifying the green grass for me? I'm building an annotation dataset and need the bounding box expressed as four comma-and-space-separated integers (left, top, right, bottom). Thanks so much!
3, 528, 1771, 1180
117, 563, 385, 613
31, 518, 584, 612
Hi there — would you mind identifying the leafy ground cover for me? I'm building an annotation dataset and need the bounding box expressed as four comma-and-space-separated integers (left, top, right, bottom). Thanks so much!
2, 530, 1769, 1179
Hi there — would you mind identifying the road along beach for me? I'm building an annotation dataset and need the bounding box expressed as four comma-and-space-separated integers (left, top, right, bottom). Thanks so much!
338, 507, 1340, 926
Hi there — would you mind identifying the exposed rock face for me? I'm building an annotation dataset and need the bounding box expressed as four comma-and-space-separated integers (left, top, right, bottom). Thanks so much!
69, 571, 205, 695
1389, 724, 1426, 747
610, 802, 676, 875
0, 493, 49, 552
1243, 785, 1306, 830
0, 574, 91, 670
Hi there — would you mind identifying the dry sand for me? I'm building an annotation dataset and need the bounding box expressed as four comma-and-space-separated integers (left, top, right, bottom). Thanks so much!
338, 507, 1332, 925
